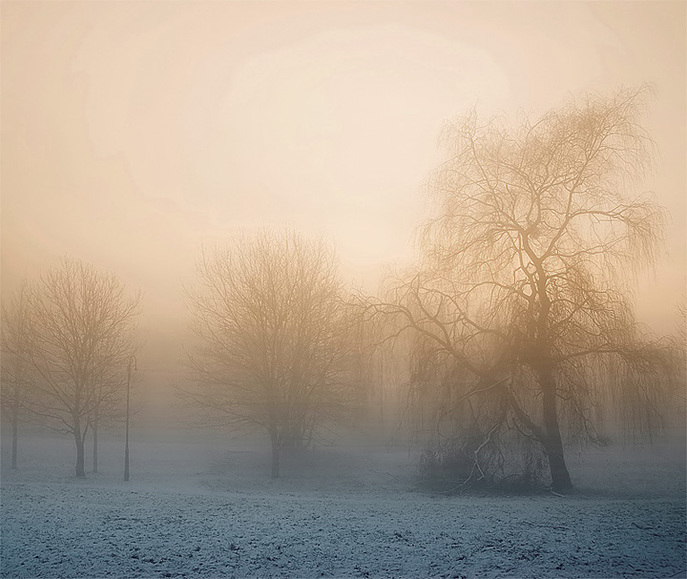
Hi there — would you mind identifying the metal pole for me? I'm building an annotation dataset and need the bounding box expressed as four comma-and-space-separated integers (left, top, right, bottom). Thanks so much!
124, 355, 136, 481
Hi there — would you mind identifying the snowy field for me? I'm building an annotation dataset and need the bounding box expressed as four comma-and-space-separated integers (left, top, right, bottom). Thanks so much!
1, 429, 685, 578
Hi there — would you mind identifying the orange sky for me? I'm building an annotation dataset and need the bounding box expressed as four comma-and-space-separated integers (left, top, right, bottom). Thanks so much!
2, 1, 685, 337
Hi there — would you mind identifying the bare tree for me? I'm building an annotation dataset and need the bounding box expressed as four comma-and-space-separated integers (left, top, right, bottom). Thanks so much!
185, 231, 357, 478
28, 259, 139, 478
1, 281, 36, 469
367, 88, 676, 491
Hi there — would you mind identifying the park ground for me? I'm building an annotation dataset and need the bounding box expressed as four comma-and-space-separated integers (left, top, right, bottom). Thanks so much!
1, 428, 685, 578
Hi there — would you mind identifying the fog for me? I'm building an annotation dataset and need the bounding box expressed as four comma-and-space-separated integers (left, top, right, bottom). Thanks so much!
3, 2, 685, 321
2, 2, 685, 578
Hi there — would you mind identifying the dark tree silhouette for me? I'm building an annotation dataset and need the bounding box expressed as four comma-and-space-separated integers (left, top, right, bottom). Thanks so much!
28, 259, 139, 478
367, 88, 675, 491
185, 231, 357, 478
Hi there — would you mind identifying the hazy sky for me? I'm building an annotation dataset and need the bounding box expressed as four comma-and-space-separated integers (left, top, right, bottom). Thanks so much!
2, 1, 685, 339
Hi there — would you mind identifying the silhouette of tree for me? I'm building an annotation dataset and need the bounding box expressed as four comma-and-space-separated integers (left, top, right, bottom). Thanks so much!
185, 231, 357, 478
28, 259, 139, 478
366, 88, 675, 491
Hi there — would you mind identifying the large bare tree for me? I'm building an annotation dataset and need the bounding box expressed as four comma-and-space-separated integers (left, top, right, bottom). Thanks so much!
28, 259, 139, 478
367, 88, 675, 491
185, 231, 357, 478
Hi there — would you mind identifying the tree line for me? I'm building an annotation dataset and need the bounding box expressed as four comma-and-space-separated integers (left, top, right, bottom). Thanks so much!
2, 88, 684, 489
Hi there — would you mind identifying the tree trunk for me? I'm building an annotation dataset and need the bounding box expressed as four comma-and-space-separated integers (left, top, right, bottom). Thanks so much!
541, 376, 572, 491
11, 400, 18, 470
92, 420, 98, 473
74, 417, 86, 478
533, 269, 573, 491
270, 432, 280, 479
75, 433, 86, 478
546, 441, 572, 491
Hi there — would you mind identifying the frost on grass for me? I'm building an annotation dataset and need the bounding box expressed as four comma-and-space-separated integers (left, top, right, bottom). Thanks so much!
1, 434, 685, 578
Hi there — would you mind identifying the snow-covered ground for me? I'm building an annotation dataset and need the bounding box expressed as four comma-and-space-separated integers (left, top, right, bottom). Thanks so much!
2, 430, 685, 578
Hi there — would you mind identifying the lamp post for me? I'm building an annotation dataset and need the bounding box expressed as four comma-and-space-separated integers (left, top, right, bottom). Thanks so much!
124, 355, 136, 481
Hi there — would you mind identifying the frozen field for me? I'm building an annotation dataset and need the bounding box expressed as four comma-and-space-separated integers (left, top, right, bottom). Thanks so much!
1, 430, 685, 578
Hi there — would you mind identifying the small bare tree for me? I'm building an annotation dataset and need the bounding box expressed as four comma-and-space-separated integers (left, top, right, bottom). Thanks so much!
367, 87, 677, 491
185, 231, 357, 478
28, 259, 139, 478
1, 281, 36, 469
